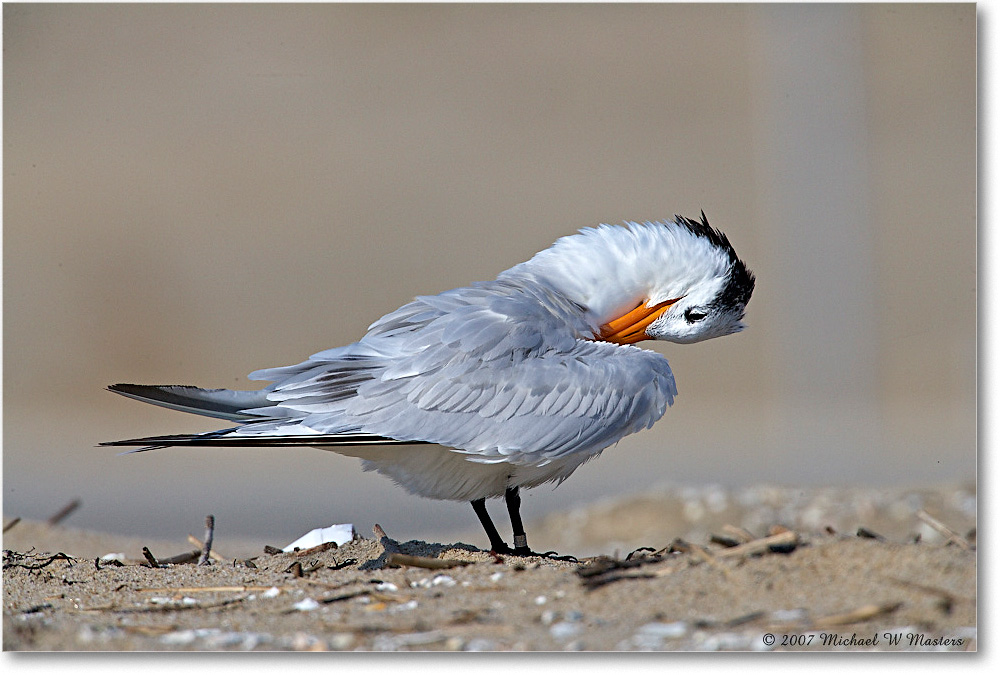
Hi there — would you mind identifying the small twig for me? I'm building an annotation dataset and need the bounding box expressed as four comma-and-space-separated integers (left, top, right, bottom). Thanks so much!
187, 535, 226, 562
198, 515, 215, 566
293, 542, 339, 557
856, 526, 885, 541
78, 595, 251, 614
138, 585, 283, 594
576, 552, 676, 589
625, 547, 657, 561
709, 533, 744, 548
159, 550, 201, 565
577, 555, 650, 578
318, 588, 372, 605
721, 524, 756, 543
917, 510, 972, 550
885, 576, 970, 614
46, 498, 82, 526
141, 547, 162, 568
387, 553, 472, 570
3, 517, 21, 533
671, 539, 733, 579
3, 552, 73, 571
713, 530, 799, 559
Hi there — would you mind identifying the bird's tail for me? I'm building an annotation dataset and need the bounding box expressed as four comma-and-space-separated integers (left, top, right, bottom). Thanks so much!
106, 383, 272, 421
100, 430, 422, 453
103, 383, 426, 453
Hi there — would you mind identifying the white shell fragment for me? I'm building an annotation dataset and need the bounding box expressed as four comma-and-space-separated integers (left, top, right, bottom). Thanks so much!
282, 523, 355, 552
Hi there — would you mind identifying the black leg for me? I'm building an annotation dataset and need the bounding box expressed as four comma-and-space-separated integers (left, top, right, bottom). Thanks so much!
505, 487, 531, 554
471, 498, 512, 554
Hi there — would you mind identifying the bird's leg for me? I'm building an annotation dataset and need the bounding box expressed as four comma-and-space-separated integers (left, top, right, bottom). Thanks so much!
472, 491, 577, 561
471, 498, 513, 554
504, 486, 532, 555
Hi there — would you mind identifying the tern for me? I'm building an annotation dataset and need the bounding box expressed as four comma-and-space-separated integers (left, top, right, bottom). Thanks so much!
104, 214, 754, 555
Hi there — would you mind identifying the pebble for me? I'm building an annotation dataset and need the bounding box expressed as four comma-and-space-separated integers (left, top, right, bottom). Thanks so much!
549, 621, 582, 640
76, 624, 124, 645
443, 636, 465, 651
160, 627, 267, 649
629, 621, 688, 650
328, 632, 356, 650
288, 632, 326, 651
464, 637, 497, 651
292, 598, 320, 612
638, 621, 688, 638
412, 575, 456, 588
372, 630, 444, 651
770, 608, 807, 623
695, 631, 755, 651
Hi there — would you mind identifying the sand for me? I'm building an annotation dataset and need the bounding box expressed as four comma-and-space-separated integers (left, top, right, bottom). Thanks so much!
2, 483, 976, 652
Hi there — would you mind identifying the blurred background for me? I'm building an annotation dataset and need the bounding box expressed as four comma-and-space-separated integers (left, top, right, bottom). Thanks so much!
3, 4, 976, 551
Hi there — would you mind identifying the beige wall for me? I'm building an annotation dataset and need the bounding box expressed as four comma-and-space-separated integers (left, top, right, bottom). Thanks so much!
3, 4, 975, 543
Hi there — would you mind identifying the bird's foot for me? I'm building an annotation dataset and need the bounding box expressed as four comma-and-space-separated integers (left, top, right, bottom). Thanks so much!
487, 544, 578, 563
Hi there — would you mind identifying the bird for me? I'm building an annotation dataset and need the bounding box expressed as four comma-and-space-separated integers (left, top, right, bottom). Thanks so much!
103, 213, 755, 556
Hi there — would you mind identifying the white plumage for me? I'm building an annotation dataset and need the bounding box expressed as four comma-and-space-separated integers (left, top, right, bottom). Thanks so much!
105, 215, 754, 555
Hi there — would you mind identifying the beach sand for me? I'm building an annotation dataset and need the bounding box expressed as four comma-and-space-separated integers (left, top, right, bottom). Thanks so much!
3, 483, 976, 651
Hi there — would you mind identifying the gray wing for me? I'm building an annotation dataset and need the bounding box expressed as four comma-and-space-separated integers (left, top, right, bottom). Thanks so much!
240, 280, 677, 465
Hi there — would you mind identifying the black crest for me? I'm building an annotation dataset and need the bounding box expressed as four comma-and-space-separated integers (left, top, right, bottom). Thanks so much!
674, 212, 755, 314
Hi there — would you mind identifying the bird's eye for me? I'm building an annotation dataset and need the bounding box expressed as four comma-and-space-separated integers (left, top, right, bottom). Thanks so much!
684, 309, 707, 323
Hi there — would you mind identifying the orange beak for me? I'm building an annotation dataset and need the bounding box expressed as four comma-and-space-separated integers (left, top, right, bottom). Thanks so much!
596, 297, 681, 344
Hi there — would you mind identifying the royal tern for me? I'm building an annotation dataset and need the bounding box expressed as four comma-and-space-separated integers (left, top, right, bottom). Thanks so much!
104, 214, 754, 555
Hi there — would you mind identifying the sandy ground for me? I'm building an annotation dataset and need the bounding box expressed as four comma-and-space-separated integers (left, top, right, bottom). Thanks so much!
3, 483, 976, 652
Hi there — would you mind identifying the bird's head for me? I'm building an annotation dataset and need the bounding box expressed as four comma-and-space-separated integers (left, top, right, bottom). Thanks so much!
512, 214, 755, 346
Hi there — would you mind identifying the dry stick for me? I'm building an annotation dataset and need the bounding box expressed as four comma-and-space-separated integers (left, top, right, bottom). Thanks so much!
78, 595, 251, 614
158, 550, 201, 565
3, 517, 21, 533
680, 541, 733, 580
884, 576, 970, 612
721, 524, 756, 543
187, 535, 226, 562
856, 526, 885, 541
46, 498, 82, 526
141, 547, 161, 568
917, 509, 972, 550
713, 530, 799, 559
293, 541, 339, 557
198, 515, 215, 566
138, 585, 284, 594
